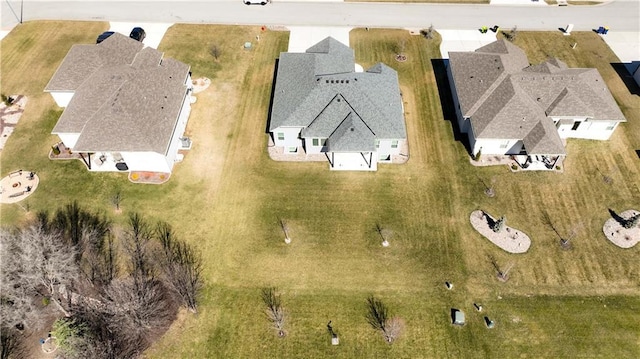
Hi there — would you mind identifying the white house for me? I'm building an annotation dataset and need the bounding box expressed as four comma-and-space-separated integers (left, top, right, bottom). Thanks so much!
448, 40, 626, 169
44, 33, 193, 174
269, 37, 407, 171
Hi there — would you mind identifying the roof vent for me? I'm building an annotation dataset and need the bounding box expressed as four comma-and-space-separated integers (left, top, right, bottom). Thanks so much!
326, 80, 329, 83
346, 80, 349, 84
340, 80, 344, 83
337, 98, 341, 102
350, 128, 354, 131
331, 80, 335, 84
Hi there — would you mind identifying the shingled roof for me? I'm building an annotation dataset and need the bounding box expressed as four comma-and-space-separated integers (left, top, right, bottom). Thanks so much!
48, 33, 190, 155
449, 40, 625, 155
270, 37, 406, 151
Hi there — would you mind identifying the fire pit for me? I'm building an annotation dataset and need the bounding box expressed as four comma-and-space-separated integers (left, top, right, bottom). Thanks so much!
12, 182, 20, 188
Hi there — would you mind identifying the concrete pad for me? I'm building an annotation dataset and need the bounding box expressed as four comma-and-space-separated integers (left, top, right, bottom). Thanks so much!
599, 31, 640, 73
108, 22, 173, 49
0, 30, 10, 42
439, 29, 497, 59
287, 26, 352, 53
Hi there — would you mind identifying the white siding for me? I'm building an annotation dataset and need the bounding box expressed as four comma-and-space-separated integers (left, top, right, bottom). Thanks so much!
121, 152, 171, 173
377, 139, 403, 161
49, 91, 74, 107
164, 91, 192, 171
57, 133, 80, 149
330, 152, 377, 171
561, 120, 619, 141
473, 138, 521, 156
305, 138, 327, 154
272, 127, 303, 149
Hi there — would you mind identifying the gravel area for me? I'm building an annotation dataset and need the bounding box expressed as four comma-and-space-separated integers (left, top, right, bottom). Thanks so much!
470, 210, 531, 254
603, 209, 639, 249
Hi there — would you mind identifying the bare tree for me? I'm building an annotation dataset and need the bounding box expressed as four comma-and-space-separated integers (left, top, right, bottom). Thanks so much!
396, 39, 406, 57
209, 44, 221, 61
279, 218, 291, 244
155, 221, 203, 313
503, 26, 518, 42
420, 25, 435, 39
261, 287, 286, 337
365, 295, 403, 343
2, 225, 79, 317
110, 190, 123, 212
375, 224, 392, 247
122, 212, 155, 296
489, 255, 514, 282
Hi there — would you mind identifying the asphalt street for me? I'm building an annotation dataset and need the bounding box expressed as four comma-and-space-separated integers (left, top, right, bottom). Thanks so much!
2, 0, 639, 32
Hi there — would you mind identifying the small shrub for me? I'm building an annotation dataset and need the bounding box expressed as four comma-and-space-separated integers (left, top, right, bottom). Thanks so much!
623, 213, 640, 229
420, 25, 435, 39
511, 164, 518, 171
1, 94, 14, 106
493, 216, 506, 233
42, 297, 50, 306
52, 145, 61, 155
473, 149, 482, 161
555, 165, 561, 170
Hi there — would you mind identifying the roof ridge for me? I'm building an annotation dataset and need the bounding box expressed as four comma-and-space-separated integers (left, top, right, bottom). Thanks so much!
467, 72, 510, 116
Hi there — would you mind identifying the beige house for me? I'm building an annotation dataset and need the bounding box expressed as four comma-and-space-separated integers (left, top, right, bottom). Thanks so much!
45, 33, 193, 174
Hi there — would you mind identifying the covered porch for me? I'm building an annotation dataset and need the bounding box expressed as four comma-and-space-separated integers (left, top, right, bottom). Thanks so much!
78, 152, 129, 172
513, 154, 564, 171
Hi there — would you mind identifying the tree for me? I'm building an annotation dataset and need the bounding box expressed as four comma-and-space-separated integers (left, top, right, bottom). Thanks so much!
2, 225, 79, 317
365, 295, 403, 343
261, 287, 286, 337
279, 218, 291, 244
623, 213, 640, 229
110, 190, 123, 212
489, 255, 514, 282
155, 221, 203, 313
122, 212, 155, 296
420, 25, 435, 39
375, 224, 392, 247
492, 215, 506, 233
503, 26, 518, 42
209, 44, 221, 61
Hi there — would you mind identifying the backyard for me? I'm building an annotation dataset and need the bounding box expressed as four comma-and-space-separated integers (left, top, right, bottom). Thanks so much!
0, 22, 638, 358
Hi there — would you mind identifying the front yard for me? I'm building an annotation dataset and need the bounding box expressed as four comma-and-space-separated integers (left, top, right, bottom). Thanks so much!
1, 23, 638, 358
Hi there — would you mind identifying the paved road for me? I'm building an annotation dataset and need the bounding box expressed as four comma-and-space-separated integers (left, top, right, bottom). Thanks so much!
2, 0, 639, 32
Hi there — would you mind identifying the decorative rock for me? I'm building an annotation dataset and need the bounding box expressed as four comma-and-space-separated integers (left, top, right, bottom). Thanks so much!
382, 239, 390, 247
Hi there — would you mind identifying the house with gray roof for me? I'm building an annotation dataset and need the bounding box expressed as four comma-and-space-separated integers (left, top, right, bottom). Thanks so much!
448, 40, 626, 170
45, 33, 193, 175
269, 37, 406, 171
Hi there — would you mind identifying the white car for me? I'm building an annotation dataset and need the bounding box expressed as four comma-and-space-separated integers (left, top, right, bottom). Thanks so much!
244, 0, 269, 5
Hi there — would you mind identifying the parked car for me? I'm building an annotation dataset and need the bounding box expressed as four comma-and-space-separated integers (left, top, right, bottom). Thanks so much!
129, 27, 146, 42
244, 0, 269, 5
96, 31, 115, 44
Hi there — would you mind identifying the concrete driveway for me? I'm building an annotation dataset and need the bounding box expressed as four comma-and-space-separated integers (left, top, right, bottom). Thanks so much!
599, 31, 640, 74
107, 22, 173, 49
438, 29, 497, 58
287, 26, 352, 52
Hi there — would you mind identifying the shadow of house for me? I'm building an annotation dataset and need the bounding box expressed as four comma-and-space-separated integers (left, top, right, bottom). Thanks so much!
610, 61, 640, 96
265, 58, 280, 136
431, 58, 472, 154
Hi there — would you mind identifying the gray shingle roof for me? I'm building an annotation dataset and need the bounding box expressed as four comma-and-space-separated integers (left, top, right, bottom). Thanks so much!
49, 34, 190, 155
45, 33, 144, 91
270, 37, 406, 151
448, 40, 625, 155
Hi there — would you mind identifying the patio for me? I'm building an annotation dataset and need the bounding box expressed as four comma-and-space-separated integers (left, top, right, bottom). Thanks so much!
0, 169, 39, 204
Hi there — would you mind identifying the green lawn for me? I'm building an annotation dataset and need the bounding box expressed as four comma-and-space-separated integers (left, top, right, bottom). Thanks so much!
1, 23, 639, 358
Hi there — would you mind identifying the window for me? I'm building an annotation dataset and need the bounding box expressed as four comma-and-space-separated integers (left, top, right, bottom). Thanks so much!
571, 121, 581, 131
312, 138, 319, 146
499, 140, 509, 149
606, 123, 615, 131
277, 132, 285, 141
287, 147, 297, 153
391, 140, 398, 149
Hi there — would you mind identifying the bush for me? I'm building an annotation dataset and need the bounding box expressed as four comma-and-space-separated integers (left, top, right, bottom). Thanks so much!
52, 145, 61, 155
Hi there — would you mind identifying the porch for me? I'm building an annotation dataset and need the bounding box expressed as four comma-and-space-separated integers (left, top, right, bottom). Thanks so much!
513, 154, 564, 171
